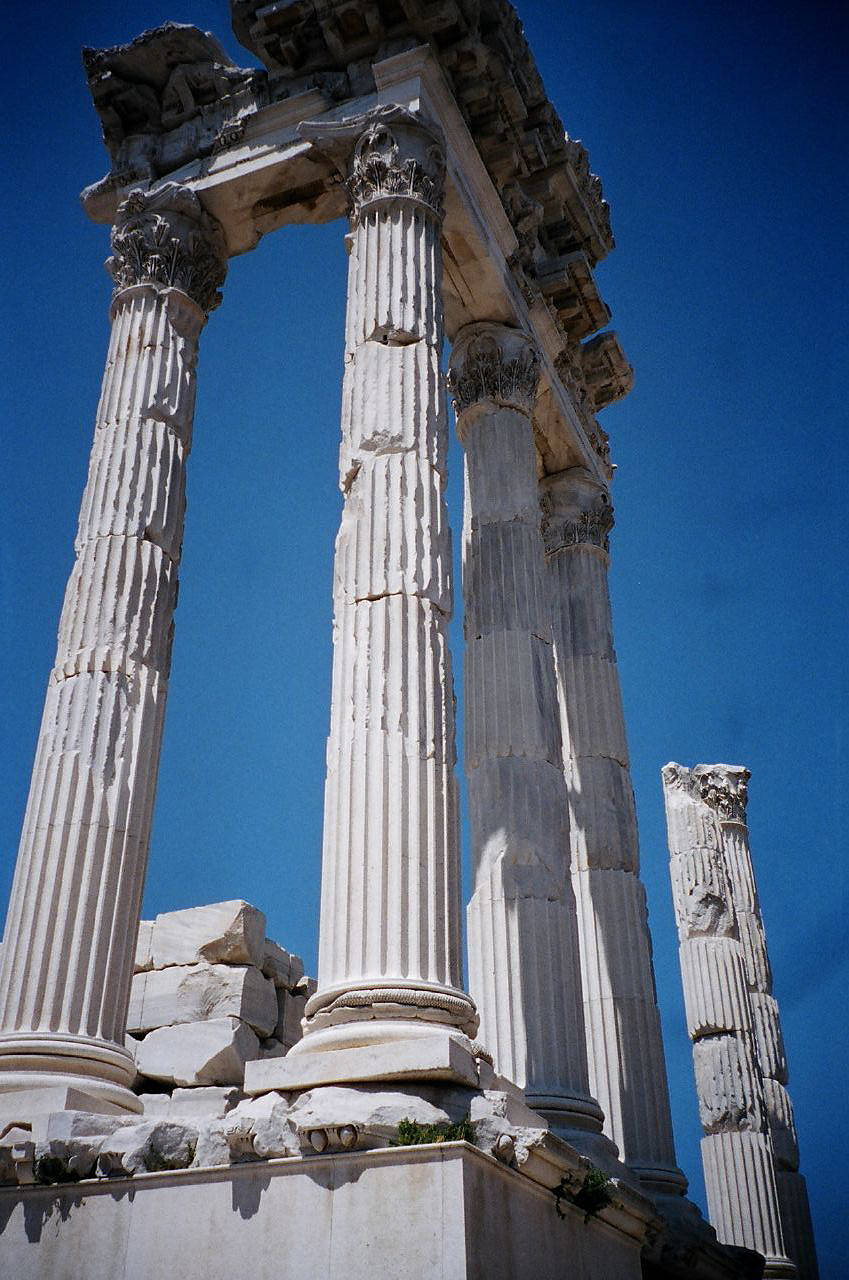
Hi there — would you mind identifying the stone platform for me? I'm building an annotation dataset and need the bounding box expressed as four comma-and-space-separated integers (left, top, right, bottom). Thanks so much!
0, 1142, 646, 1280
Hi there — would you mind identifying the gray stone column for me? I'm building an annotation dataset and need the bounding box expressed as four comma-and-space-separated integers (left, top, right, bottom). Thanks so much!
0, 185, 227, 1111
695, 766, 818, 1280
542, 467, 686, 1197
450, 324, 606, 1144
291, 108, 477, 1057
663, 764, 795, 1278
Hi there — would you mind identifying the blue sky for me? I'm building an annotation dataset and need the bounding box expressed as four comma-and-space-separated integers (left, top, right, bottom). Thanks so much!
1, 1, 846, 1272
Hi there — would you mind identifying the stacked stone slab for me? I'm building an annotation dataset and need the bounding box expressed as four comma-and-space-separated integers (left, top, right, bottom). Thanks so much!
662, 764, 795, 1277
128, 901, 314, 1094
692, 767, 819, 1280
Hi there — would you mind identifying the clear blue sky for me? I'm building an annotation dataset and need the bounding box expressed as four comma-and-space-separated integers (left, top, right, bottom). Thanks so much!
1, 1, 846, 1272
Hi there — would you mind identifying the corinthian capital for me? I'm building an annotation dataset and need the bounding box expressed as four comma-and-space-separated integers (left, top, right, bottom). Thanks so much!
692, 765, 751, 825
540, 466, 614, 555
107, 183, 228, 314
300, 106, 445, 223
448, 323, 540, 420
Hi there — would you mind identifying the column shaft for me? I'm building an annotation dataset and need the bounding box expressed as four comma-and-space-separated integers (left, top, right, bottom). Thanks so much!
450, 326, 603, 1138
695, 766, 818, 1279
663, 764, 794, 1277
543, 469, 686, 1195
0, 186, 225, 1109
296, 109, 476, 1053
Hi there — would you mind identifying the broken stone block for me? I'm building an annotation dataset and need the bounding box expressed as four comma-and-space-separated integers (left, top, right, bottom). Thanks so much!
150, 900, 266, 970
286, 1084, 465, 1151
135, 1017, 260, 1087
128, 962, 277, 1037
170, 1086, 242, 1119
224, 1092, 299, 1159
134, 920, 154, 973
275, 976, 316, 1050
261, 938, 304, 990
97, 1120, 198, 1176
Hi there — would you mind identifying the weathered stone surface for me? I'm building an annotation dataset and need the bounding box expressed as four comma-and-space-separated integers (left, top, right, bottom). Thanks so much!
135, 1017, 260, 1087
138, 1086, 242, 1121
129, 962, 277, 1037
663, 763, 795, 1275
452, 323, 601, 1145
261, 939, 303, 990
134, 920, 154, 974
96, 1120, 198, 1176
150, 901, 267, 970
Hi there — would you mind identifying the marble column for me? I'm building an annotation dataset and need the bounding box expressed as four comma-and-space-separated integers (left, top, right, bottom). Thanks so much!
542, 467, 686, 1197
662, 764, 795, 1277
695, 766, 818, 1280
293, 108, 477, 1055
449, 324, 605, 1143
0, 185, 227, 1111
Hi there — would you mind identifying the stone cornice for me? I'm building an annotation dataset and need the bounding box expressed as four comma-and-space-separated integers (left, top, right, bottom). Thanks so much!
107, 184, 228, 314
448, 323, 540, 421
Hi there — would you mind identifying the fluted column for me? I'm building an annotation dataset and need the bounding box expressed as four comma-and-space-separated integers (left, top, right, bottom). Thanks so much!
291, 108, 476, 1055
449, 324, 605, 1142
695, 766, 818, 1280
542, 467, 686, 1196
0, 185, 227, 1110
662, 764, 795, 1277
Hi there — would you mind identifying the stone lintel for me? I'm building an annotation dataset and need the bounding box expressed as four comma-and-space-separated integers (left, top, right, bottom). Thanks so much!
243, 1034, 480, 1095
534, 251, 611, 341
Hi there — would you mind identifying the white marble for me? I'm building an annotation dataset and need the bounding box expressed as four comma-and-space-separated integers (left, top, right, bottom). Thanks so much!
694, 765, 818, 1279
128, 962, 277, 1038
543, 467, 685, 1197
450, 324, 604, 1146
287, 108, 476, 1067
0, 185, 227, 1113
134, 1016, 260, 1087
663, 764, 795, 1277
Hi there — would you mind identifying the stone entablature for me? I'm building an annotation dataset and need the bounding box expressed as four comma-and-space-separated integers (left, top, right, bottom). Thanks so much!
80, 10, 628, 479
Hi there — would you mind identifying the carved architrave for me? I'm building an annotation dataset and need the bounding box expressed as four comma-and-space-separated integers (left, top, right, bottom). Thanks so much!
448, 323, 540, 419
107, 183, 228, 314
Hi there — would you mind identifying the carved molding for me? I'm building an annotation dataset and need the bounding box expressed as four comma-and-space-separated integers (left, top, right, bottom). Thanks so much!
107, 183, 228, 314
448, 323, 540, 419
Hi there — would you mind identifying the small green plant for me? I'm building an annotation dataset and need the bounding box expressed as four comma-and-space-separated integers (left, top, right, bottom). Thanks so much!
553, 1166, 613, 1222
391, 1117, 475, 1147
34, 1155, 80, 1186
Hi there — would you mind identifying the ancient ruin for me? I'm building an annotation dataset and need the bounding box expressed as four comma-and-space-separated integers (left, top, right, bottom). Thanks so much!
0, 3, 816, 1277
663, 765, 818, 1280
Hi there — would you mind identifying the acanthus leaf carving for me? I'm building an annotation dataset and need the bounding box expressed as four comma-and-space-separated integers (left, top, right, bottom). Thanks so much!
107, 183, 228, 315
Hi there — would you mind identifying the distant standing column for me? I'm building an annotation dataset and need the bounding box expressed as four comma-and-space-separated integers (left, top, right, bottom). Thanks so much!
694, 766, 818, 1280
662, 764, 795, 1277
450, 324, 606, 1144
543, 467, 686, 1197
293, 108, 477, 1054
0, 185, 227, 1110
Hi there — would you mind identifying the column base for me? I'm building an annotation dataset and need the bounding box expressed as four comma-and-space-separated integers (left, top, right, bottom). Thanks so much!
244, 1029, 482, 1095
527, 1091, 624, 1171
298, 979, 479, 1046
631, 1161, 690, 1198
0, 1032, 141, 1115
